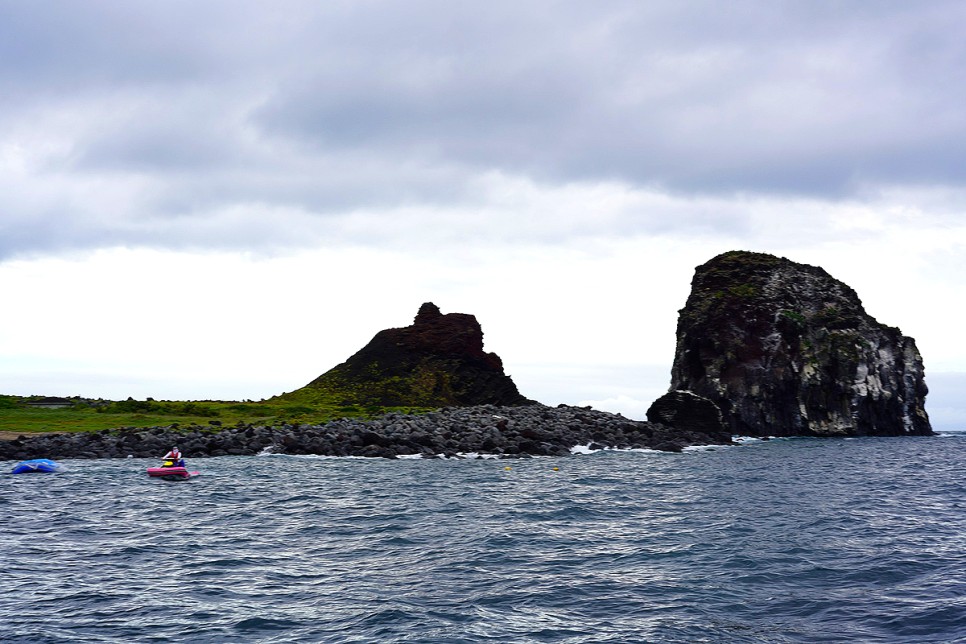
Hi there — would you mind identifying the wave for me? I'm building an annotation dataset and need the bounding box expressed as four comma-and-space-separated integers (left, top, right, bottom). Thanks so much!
4, 436, 965, 642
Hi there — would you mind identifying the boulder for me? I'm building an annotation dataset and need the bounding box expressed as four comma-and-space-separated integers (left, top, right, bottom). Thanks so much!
646, 390, 731, 442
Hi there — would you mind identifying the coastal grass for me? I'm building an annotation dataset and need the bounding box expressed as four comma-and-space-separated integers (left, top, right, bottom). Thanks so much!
0, 394, 432, 436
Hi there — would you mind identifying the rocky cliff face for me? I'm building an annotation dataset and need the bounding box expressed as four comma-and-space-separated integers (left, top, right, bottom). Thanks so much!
299, 303, 533, 407
669, 251, 932, 437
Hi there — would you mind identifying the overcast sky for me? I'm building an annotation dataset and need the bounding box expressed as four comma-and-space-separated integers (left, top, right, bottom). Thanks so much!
2, 1, 965, 428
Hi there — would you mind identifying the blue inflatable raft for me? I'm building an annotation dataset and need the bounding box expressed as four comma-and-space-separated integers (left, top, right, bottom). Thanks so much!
11, 458, 64, 474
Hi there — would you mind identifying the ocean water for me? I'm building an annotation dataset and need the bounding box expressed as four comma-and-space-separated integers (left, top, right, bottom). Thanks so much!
2, 434, 965, 643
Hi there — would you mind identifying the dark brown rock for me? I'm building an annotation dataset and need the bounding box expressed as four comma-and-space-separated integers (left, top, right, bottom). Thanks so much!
299, 303, 533, 407
646, 390, 731, 442
669, 251, 932, 437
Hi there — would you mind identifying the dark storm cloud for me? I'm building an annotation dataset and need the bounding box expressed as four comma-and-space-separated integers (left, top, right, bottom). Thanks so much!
2, 0, 966, 258
253, 0, 966, 192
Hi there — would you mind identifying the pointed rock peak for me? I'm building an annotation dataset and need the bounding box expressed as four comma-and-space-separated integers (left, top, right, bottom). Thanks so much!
297, 303, 533, 407
415, 302, 442, 325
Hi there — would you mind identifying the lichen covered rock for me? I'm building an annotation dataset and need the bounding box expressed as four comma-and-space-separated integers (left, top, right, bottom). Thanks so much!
670, 251, 932, 437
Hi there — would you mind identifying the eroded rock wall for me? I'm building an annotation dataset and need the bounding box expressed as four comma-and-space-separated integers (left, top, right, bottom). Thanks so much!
670, 251, 932, 436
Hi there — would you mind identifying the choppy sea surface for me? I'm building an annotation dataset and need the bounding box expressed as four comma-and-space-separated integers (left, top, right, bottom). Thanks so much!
3, 433, 966, 643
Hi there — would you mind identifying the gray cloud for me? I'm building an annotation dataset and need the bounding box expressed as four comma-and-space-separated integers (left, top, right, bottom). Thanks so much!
3, 0, 966, 259
252, 1, 966, 190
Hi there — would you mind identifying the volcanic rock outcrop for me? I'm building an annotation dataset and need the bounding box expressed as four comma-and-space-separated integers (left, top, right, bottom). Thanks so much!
646, 390, 731, 444
296, 303, 533, 407
669, 251, 932, 437
0, 403, 734, 460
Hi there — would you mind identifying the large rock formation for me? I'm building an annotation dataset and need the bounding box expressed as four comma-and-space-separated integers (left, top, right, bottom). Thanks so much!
294, 303, 533, 407
669, 251, 932, 437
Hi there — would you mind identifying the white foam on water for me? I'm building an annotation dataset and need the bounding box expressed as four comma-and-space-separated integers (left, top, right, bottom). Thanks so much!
259, 452, 370, 460
454, 452, 503, 460
731, 435, 782, 445
681, 444, 721, 452
570, 443, 664, 455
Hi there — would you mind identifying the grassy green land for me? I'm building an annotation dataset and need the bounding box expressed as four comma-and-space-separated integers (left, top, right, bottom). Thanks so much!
0, 394, 432, 435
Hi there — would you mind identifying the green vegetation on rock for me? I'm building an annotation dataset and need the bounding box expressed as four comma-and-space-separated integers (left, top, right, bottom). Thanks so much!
1, 303, 528, 437
670, 250, 932, 437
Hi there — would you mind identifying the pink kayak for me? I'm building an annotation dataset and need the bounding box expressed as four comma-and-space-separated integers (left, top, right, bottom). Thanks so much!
147, 466, 199, 480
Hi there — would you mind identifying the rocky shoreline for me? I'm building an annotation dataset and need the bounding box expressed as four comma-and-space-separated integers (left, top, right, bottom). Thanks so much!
0, 404, 733, 461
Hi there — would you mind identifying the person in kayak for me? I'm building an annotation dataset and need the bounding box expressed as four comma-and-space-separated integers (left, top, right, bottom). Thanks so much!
161, 446, 185, 468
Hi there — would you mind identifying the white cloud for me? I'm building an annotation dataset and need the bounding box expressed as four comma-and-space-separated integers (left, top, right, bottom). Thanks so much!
3, 2, 966, 260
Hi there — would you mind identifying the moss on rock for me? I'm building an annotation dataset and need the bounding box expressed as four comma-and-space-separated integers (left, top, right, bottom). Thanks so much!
670, 251, 932, 437
277, 303, 533, 409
